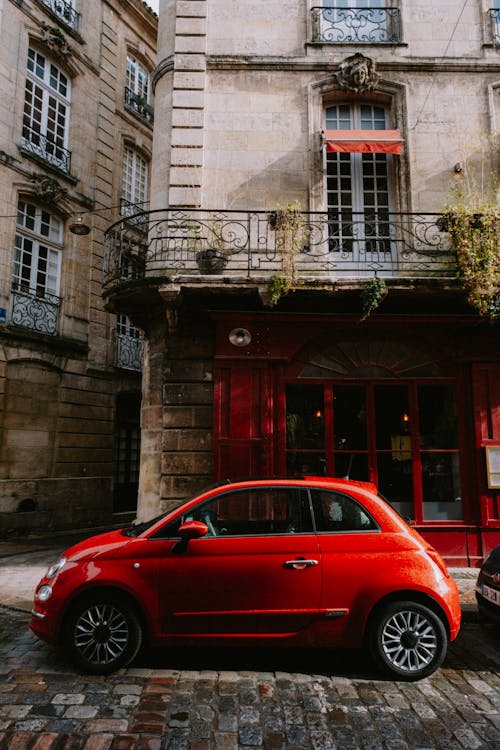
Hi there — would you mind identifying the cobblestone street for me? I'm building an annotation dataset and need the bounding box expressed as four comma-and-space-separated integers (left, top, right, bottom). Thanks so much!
0, 607, 499, 750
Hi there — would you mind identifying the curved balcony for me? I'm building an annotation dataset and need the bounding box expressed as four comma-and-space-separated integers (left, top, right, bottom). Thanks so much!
103, 209, 456, 296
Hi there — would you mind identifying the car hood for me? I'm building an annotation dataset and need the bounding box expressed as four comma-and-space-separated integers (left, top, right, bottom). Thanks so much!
61, 528, 134, 562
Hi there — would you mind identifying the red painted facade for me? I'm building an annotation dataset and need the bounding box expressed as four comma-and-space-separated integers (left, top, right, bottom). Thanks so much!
212, 312, 500, 566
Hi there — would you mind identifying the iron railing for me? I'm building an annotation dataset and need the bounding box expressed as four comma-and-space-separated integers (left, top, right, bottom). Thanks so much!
311, 6, 401, 43
124, 88, 154, 125
20, 126, 71, 173
10, 284, 61, 335
491, 9, 500, 45
103, 209, 456, 289
40, 0, 80, 32
120, 198, 150, 233
116, 331, 143, 371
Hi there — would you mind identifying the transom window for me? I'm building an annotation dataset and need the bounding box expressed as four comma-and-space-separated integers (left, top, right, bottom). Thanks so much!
22, 48, 71, 172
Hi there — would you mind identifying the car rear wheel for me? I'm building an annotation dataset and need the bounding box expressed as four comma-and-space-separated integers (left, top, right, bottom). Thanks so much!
370, 600, 448, 681
64, 593, 142, 675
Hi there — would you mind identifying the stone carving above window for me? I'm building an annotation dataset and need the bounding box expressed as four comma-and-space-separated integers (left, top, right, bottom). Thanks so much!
41, 25, 70, 58
335, 53, 379, 93
31, 174, 67, 204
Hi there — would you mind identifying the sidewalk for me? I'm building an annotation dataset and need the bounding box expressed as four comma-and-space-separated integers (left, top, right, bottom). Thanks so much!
0, 532, 479, 617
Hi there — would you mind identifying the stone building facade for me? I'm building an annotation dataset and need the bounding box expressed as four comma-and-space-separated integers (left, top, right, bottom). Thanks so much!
0, 0, 157, 534
104, 0, 500, 564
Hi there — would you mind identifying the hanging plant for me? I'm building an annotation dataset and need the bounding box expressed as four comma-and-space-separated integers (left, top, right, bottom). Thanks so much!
440, 135, 500, 318
446, 208, 500, 317
267, 201, 305, 306
360, 277, 387, 318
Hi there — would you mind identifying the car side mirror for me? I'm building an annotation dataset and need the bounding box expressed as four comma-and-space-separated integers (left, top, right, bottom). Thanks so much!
178, 520, 208, 539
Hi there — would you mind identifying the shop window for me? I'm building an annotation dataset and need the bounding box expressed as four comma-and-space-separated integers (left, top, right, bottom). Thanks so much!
21, 48, 71, 172
284, 341, 463, 524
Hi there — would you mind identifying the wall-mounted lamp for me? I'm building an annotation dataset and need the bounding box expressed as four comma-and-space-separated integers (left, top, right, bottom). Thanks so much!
229, 328, 252, 347
68, 216, 91, 235
454, 163, 463, 174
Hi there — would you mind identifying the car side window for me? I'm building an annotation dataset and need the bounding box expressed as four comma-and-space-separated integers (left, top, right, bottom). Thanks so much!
183, 487, 314, 537
311, 490, 378, 532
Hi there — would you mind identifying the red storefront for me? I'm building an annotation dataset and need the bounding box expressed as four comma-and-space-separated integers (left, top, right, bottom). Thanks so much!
212, 312, 500, 566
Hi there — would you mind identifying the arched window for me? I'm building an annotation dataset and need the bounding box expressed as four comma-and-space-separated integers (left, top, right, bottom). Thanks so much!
21, 48, 71, 172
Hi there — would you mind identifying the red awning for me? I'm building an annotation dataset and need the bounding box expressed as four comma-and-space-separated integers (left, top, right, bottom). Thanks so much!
323, 129, 403, 155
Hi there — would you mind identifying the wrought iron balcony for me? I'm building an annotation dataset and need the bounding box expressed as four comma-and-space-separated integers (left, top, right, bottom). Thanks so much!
40, 0, 80, 32
20, 126, 71, 173
124, 88, 154, 125
103, 209, 456, 291
120, 198, 150, 233
10, 284, 61, 335
491, 9, 500, 45
116, 331, 143, 371
311, 6, 401, 44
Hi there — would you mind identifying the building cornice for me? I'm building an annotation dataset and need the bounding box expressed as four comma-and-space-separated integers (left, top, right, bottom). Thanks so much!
207, 55, 500, 75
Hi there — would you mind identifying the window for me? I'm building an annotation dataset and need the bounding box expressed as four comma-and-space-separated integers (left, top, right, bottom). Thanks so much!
492, 1, 500, 45
124, 56, 153, 124
11, 200, 62, 334
181, 487, 314, 537
311, 490, 378, 532
21, 48, 71, 172
285, 379, 463, 523
121, 146, 149, 224
116, 315, 142, 371
325, 103, 395, 269
314, 1, 401, 43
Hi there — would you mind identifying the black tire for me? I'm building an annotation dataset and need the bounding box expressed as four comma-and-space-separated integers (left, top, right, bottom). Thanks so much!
64, 593, 143, 675
369, 600, 448, 681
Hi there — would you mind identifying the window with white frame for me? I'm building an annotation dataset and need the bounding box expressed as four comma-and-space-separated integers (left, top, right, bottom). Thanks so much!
22, 48, 71, 172
13, 200, 62, 299
121, 146, 149, 221
116, 314, 142, 371
325, 103, 396, 269
125, 56, 153, 123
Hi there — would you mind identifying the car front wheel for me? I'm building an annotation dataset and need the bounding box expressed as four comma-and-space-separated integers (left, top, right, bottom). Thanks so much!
370, 600, 448, 681
64, 593, 143, 675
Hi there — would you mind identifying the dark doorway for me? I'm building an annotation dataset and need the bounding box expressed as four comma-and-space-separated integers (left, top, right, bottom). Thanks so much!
114, 392, 141, 513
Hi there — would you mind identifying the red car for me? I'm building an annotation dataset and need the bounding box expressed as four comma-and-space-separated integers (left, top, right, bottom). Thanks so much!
30, 477, 461, 680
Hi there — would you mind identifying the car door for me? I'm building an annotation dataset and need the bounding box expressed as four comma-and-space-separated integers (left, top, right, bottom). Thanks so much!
157, 485, 322, 636
310, 488, 384, 645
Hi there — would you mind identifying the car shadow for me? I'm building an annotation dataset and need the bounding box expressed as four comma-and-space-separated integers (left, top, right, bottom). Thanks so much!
137, 643, 383, 680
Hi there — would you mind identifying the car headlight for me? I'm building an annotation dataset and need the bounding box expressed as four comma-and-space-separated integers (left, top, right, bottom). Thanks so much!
36, 585, 53, 602
46, 556, 66, 579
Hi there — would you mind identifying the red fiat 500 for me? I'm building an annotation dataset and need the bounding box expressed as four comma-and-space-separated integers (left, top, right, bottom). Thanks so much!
30, 477, 461, 680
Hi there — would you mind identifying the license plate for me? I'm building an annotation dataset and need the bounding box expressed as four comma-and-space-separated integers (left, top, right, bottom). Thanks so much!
482, 584, 500, 606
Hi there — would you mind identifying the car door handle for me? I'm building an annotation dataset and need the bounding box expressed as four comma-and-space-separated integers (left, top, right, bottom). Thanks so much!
284, 559, 319, 570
